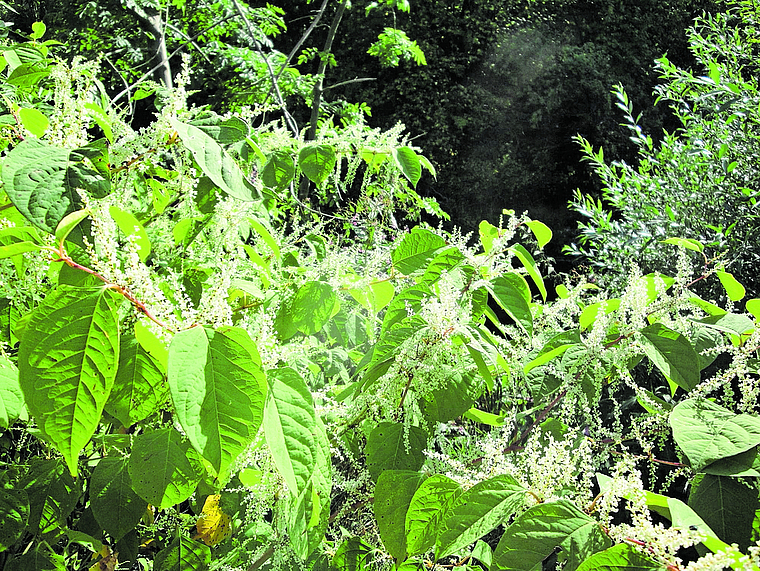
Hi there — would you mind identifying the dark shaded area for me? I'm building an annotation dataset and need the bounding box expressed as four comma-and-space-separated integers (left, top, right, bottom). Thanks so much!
287, 0, 717, 265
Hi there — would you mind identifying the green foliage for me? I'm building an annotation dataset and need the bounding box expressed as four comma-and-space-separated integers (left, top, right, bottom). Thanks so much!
0, 9, 759, 571
569, 0, 760, 298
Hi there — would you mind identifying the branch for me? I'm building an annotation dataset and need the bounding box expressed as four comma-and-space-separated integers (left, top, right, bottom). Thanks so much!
231, 0, 299, 137
123, 3, 173, 88
324, 76, 376, 91
300, 0, 348, 200
166, 22, 214, 66
305, 0, 347, 142
246, 545, 275, 571
103, 56, 134, 117
111, 14, 237, 105
275, 0, 330, 83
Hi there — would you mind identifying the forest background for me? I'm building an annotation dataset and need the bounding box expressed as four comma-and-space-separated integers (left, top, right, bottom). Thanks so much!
3, 1, 760, 571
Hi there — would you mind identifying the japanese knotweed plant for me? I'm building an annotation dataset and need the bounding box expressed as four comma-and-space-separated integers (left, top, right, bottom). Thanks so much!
0, 24, 760, 571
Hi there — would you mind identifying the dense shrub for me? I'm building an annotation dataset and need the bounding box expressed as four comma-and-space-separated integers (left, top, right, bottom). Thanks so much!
569, 1, 760, 300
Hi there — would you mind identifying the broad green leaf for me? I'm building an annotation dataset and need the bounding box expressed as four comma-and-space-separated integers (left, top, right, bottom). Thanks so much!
8, 545, 65, 571
64, 530, 102, 553
0, 228, 43, 260
662, 236, 704, 252
0, 355, 24, 429
18, 285, 120, 476
154, 536, 211, 571
525, 220, 552, 248
299, 144, 337, 186
83, 103, 114, 142
245, 136, 267, 165
524, 330, 581, 374
2, 139, 109, 235
192, 115, 249, 144
0, 489, 28, 551
0, 226, 44, 258
134, 319, 169, 370
263, 367, 317, 499
304, 232, 327, 259
391, 227, 446, 275
436, 474, 526, 559
419, 247, 465, 286
393, 146, 422, 188
465, 343, 494, 393
492, 500, 611, 571
109, 206, 151, 261
420, 370, 479, 424
170, 119, 259, 202
746, 298, 760, 320
689, 473, 758, 550
688, 294, 727, 316
691, 326, 722, 370
274, 281, 338, 340
90, 456, 147, 541
289, 415, 332, 558
248, 218, 280, 258
418, 154, 437, 179
639, 323, 700, 392
702, 446, 760, 477
479, 220, 499, 254
333, 537, 375, 571
106, 335, 168, 427
53, 209, 88, 246
579, 299, 620, 331
374, 470, 426, 561
462, 407, 505, 426
380, 284, 431, 334
361, 148, 389, 171
30, 21, 46, 39
472, 540, 493, 568
488, 273, 533, 336
366, 422, 427, 482
692, 313, 754, 341
168, 326, 267, 476
20, 457, 79, 535
348, 280, 395, 315
670, 399, 760, 471
6, 62, 51, 87
510, 244, 547, 301
362, 315, 428, 392
405, 475, 461, 556
717, 270, 745, 301
261, 150, 295, 192
575, 543, 661, 571
18, 107, 48, 137
128, 427, 204, 510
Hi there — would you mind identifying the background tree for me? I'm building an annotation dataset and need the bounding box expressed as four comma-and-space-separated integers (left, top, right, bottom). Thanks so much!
569, 4, 760, 299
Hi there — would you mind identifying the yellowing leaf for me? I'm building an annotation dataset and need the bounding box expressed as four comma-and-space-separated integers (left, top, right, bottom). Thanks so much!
89, 545, 118, 571
195, 494, 232, 546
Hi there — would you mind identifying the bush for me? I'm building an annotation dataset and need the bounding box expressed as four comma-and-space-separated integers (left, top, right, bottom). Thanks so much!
569, 1, 760, 300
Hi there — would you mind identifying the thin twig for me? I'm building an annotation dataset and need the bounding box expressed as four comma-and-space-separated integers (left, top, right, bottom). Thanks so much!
324, 76, 376, 91
111, 14, 237, 104
103, 55, 134, 117
232, 0, 299, 137
166, 22, 214, 66
273, 0, 330, 88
